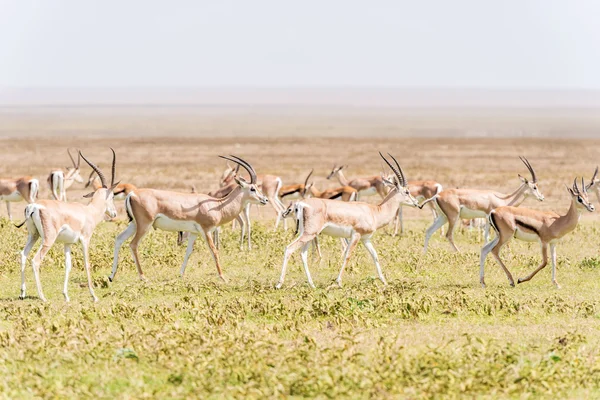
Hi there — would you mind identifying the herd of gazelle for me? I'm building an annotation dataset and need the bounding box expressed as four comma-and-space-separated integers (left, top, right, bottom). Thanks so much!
2, 149, 596, 302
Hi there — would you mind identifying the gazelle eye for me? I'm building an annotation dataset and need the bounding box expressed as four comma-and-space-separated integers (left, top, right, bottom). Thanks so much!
578, 197, 583, 203
251, 187, 256, 192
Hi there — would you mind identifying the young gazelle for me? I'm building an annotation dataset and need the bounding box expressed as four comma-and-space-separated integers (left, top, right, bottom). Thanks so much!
0, 176, 39, 220
423, 157, 544, 253
480, 178, 594, 288
17, 149, 118, 302
276, 153, 420, 289
109, 156, 268, 282
327, 164, 387, 200
47, 149, 85, 201
394, 179, 443, 236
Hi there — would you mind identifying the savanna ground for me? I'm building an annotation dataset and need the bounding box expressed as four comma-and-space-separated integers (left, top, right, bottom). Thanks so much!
0, 106, 599, 398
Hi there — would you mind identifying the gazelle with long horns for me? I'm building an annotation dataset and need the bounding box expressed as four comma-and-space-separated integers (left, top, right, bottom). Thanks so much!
276, 153, 420, 289
327, 164, 387, 200
480, 177, 594, 288
17, 149, 119, 302
0, 176, 39, 221
423, 157, 545, 253
109, 156, 268, 282
47, 149, 85, 201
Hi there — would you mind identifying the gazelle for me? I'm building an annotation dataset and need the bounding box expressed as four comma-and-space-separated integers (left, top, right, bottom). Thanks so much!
279, 170, 314, 201
327, 164, 387, 200
394, 179, 443, 236
300, 169, 358, 202
0, 176, 39, 221
207, 181, 251, 250
109, 156, 268, 282
423, 157, 544, 253
47, 149, 85, 201
221, 164, 286, 230
480, 178, 594, 288
585, 166, 600, 202
16, 149, 118, 302
86, 170, 137, 200
276, 153, 420, 289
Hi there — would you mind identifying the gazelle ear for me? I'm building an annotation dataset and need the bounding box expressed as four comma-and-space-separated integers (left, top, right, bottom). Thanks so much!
518, 174, 528, 183
566, 185, 575, 196
234, 177, 248, 187
83, 192, 95, 198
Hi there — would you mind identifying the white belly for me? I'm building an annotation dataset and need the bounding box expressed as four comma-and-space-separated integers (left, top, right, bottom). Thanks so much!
359, 187, 377, 197
114, 192, 127, 200
320, 222, 353, 238
0, 191, 23, 202
459, 207, 487, 219
153, 214, 204, 233
514, 227, 539, 242
56, 224, 81, 244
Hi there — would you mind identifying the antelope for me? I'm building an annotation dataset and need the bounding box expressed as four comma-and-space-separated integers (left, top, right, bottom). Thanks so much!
327, 164, 387, 200
276, 153, 420, 289
279, 170, 314, 201
585, 166, 600, 202
47, 149, 85, 201
221, 163, 286, 230
394, 179, 443, 236
423, 157, 544, 253
207, 181, 251, 250
480, 178, 594, 289
109, 156, 268, 282
0, 176, 39, 221
86, 170, 137, 200
16, 149, 118, 302
299, 169, 358, 202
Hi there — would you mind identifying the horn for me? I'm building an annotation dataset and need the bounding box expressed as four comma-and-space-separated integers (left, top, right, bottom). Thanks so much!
218, 155, 257, 184
582, 177, 586, 193
588, 166, 599, 190
85, 169, 96, 188
519, 156, 537, 183
388, 153, 407, 186
109, 148, 116, 187
79, 151, 107, 188
573, 178, 579, 194
379, 152, 403, 187
304, 169, 314, 188
67, 148, 79, 169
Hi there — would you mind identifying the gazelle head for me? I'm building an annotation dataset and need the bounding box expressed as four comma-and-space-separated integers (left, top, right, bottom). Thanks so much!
300, 169, 314, 198
568, 177, 595, 212
66, 148, 84, 183
379, 152, 419, 208
585, 166, 599, 193
218, 155, 268, 205
327, 164, 346, 180
518, 156, 544, 202
219, 163, 240, 187
80, 148, 119, 219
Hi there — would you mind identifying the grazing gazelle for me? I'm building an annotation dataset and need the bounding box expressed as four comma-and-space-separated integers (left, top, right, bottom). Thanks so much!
16, 149, 118, 302
394, 179, 443, 236
109, 156, 268, 282
276, 153, 420, 289
221, 163, 286, 230
480, 178, 594, 289
47, 149, 85, 201
327, 164, 387, 200
423, 157, 544, 253
0, 176, 39, 221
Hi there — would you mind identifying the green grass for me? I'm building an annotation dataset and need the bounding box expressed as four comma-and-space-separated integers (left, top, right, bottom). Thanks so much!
0, 218, 599, 398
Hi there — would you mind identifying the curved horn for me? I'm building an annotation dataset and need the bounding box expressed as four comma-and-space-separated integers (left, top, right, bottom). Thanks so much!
379, 152, 403, 187
582, 177, 586, 194
67, 148, 80, 169
110, 148, 117, 187
519, 156, 537, 183
304, 169, 314, 188
80, 151, 107, 188
85, 169, 96, 188
388, 153, 407, 186
218, 155, 257, 184
587, 166, 599, 190
573, 178, 580, 194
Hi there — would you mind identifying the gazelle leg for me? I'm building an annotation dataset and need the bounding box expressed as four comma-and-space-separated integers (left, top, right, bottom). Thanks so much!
31, 239, 55, 302
445, 215, 461, 252
63, 244, 72, 302
312, 237, 322, 259
300, 242, 315, 288
518, 243, 549, 285
479, 236, 499, 288
6, 201, 11, 221
489, 232, 515, 287
204, 229, 226, 281
423, 215, 448, 253
238, 214, 245, 250
180, 233, 198, 277
244, 203, 251, 250
276, 234, 316, 289
550, 244, 560, 288
20, 233, 39, 299
393, 206, 402, 237
80, 238, 98, 302
129, 223, 151, 281
336, 233, 361, 287
484, 220, 491, 243
109, 222, 136, 282
362, 238, 387, 285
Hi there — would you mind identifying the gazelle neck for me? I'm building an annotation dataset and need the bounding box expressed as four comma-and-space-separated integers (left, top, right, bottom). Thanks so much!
373, 188, 403, 229
498, 183, 527, 206
335, 170, 350, 186
214, 186, 246, 224
87, 190, 109, 225
559, 198, 582, 234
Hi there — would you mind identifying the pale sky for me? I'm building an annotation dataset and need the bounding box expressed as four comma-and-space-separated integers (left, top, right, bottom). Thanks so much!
1, 0, 600, 88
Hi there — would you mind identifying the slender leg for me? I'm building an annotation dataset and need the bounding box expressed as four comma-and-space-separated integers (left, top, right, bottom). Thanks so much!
180, 233, 198, 277
484, 220, 491, 243
244, 204, 251, 250
213, 228, 220, 250
276, 234, 316, 289
445, 215, 461, 252
550, 244, 560, 288
336, 233, 361, 287
20, 233, 39, 299
109, 222, 136, 282
62, 244, 73, 302
489, 233, 515, 287
129, 223, 151, 281
204, 229, 226, 281
238, 214, 245, 250
393, 206, 402, 237
31, 240, 55, 302
362, 238, 387, 285
518, 243, 549, 284
300, 242, 315, 288
80, 239, 98, 302
423, 215, 448, 253
6, 202, 11, 221
312, 237, 322, 259
275, 197, 288, 231
479, 237, 499, 288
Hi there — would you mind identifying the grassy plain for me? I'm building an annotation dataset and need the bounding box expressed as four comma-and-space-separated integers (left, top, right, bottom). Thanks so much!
0, 107, 599, 398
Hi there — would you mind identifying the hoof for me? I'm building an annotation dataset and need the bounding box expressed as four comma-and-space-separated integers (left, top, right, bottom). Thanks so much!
480, 282, 486, 289
509, 282, 515, 287
19, 295, 25, 300
275, 282, 283, 289
517, 278, 523, 284
92, 297, 99, 303
108, 276, 113, 283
